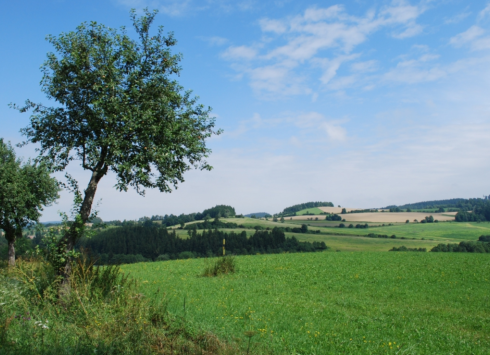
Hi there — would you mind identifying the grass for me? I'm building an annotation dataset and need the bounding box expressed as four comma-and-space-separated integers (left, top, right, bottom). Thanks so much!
310, 222, 490, 242
290, 233, 444, 251
0, 257, 239, 354
294, 207, 325, 216
125, 252, 490, 354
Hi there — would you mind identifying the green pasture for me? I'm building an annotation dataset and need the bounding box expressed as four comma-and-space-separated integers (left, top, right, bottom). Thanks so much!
294, 207, 325, 216
124, 253, 490, 354
290, 233, 443, 252
311, 222, 490, 242
173, 218, 490, 252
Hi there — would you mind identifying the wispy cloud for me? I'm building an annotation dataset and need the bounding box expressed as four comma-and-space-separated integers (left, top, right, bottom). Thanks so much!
222, 1, 427, 97
200, 36, 229, 46
116, 0, 258, 16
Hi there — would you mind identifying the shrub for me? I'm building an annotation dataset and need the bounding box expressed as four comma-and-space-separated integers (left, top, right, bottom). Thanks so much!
389, 246, 427, 252
156, 254, 170, 261
178, 251, 196, 259
202, 256, 236, 277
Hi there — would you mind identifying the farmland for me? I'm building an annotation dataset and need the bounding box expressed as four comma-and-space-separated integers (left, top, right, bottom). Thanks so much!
124, 252, 490, 354
171, 217, 490, 252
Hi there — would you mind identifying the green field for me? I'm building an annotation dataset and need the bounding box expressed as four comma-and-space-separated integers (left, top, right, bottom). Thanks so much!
170, 218, 490, 253
294, 207, 325, 216
124, 253, 490, 354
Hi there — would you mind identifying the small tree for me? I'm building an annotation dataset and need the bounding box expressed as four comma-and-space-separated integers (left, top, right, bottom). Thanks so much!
280, 216, 285, 223
0, 139, 59, 266
14, 9, 220, 279
341, 208, 346, 214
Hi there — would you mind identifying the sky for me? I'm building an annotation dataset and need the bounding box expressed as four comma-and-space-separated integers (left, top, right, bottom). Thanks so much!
1, 0, 490, 221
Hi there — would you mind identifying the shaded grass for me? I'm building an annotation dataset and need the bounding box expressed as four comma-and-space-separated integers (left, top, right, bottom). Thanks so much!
125, 253, 490, 354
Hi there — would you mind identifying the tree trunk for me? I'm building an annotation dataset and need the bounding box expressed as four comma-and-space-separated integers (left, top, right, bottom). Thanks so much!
8, 238, 15, 267
4, 223, 16, 268
58, 160, 108, 284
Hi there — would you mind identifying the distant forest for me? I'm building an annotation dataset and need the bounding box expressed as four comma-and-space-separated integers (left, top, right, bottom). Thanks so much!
385, 197, 490, 210
78, 226, 327, 264
279, 201, 334, 216
136, 205, 236, 228
244, 212, 272, 218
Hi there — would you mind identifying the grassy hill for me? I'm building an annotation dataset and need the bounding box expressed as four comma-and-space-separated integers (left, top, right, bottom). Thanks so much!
123, 252, 490, 354
295, 207, 325, 215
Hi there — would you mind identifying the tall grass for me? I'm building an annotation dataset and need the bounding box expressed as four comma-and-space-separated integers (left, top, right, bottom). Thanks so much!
202, 256, 236, 277
0, 255, 239, 354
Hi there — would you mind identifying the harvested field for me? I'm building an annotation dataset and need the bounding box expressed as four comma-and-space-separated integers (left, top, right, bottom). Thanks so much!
290, 211, 456, 223
318, 207, 368, 213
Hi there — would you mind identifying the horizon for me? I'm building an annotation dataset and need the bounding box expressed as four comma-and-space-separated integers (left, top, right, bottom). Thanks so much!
1, 0, 489, 222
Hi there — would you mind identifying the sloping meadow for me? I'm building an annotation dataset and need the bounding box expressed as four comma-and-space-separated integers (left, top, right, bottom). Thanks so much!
124, 252, 490, 354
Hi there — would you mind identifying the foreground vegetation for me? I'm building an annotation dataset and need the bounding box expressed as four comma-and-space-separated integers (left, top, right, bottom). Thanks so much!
125, 252, 490, 354
0, 257, 238, 354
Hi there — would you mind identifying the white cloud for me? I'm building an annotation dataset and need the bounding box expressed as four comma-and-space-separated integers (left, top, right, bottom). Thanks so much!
444, 11, 471, 24
478, 3, 490, 21
224, 1, 426, 97
222, 45, 258, 60
450, 26, 490, 51
259, 18, 287, 34
322, 122, 347, 141
383, 54, 446, 84
312, 54, 358, 84
450, 26, 485, 47
351, 60, 378, 73
201, 36, 229, 46
247, 61, 310, 96
116, 0, 258, 16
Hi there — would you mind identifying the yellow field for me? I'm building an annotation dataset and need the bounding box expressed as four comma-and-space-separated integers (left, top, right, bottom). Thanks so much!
291, 210, 457, 223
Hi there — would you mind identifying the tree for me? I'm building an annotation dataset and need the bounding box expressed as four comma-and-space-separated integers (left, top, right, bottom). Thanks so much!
341, 208, 346, 214
280, 216, 285, 223
14, 9, 220, 278
0, 139, 59, 266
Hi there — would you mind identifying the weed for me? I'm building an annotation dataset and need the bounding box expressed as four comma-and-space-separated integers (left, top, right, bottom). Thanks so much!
202, 256, 236, 277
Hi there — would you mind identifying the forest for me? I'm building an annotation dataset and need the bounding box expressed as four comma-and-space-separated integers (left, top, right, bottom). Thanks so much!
78, 225, 327, 264
279, 201, 334, 216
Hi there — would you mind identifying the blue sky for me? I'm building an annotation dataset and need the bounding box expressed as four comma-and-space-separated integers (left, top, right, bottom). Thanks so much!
1, 0, 490, 221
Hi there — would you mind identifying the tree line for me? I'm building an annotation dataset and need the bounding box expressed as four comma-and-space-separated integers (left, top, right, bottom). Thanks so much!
455, 201, 490, 222
279, 201, 334, 216
144, 205, 237, 228
78, 225, 327, 263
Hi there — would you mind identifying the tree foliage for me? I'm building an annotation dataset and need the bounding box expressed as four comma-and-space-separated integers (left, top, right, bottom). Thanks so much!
0, 139, 59, 266
279, 201, 334, 216
13, 9, 220, 275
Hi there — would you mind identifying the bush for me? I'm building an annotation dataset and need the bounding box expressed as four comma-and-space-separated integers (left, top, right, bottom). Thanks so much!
178, 251, 196, 259
389, 246, 427, 252
202, 256, 236, 277
156, 254, 170, 261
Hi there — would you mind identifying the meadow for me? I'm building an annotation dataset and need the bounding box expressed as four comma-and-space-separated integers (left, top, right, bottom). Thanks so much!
124, 252, 490, 354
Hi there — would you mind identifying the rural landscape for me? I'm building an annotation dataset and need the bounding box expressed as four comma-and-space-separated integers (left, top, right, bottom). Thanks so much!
1, 198, 490, 353
2, 1, 490, 354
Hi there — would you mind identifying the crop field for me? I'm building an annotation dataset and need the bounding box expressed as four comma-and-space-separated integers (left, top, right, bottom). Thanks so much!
123, 252, 490, 354
307, 222, 490, 242
289, 212, 456, 223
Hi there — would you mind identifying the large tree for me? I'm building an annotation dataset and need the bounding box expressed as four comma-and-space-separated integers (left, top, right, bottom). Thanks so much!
0, 139, 59, 266
13, 9, 220, 278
